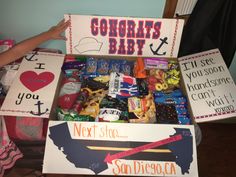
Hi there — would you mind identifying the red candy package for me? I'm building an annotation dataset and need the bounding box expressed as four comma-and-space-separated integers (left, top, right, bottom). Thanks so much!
58, 77, 82, 110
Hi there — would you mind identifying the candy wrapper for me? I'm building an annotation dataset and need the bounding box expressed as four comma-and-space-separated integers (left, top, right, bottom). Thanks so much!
154, 95, 187, 105
134, 57, 146, 78
155, 103, 179, 124
154, 89, 191, 125
82, 76, 109, 91
147, 69, 168, 92
108, 72, 139, 98
79, 89, 108, 118
146, 59, 181, 92
97, 59, 109, 75
136, 78, 149, 96
64, 55, 87, 62
178, 114, 191, 125
166, 60, 181, 88
108, 60, 122, 74
62, 61, 86, 71
85, 57, 98, 77
98, 95, 128, 122
144, 57, 168, 70
128, 93, 156, 123
62, 60, 86, 83
120, 60, 134, 76
57, 77, 82, 110
57, 107, 94, 122
154, 89, 183, 97
72, 88, 90, 114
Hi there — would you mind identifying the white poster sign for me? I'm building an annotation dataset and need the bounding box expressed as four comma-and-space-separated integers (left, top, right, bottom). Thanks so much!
43, 121, 198, 177
0, 52, 64, 118
179, 49, 236, 122
65, 14, 184, 58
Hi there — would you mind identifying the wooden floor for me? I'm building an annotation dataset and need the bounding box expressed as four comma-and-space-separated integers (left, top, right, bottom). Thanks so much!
4, 123, 236, 177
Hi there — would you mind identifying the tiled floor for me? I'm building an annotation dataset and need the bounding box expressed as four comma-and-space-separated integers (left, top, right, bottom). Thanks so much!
4, 123, 236, 177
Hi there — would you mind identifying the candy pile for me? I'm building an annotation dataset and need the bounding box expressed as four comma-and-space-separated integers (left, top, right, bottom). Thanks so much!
56, 56, 191, 125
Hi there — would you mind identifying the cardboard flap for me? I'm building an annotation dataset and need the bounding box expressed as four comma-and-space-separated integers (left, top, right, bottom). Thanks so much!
43, 121, 198, 176
179, 49, 236, 122
65, 14, 184, 58
0, 52, 65, 118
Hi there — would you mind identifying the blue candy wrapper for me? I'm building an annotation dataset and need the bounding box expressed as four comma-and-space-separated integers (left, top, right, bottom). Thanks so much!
120, 60, 134, 76
85, 57, 98, 77
97, 59, 109, 75
154, 89, 183, 97
154, 95, 187, 105
109, 60, 122, 74
178, 114, 191, 125
175, 104, 188, 114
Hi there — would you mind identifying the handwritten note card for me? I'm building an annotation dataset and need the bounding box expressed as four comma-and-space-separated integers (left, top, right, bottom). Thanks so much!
0, 51, 65, 118
179, 49, 236, 122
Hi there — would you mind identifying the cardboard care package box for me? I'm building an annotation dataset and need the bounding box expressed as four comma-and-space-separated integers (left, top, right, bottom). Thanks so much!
0, 14, 236, 177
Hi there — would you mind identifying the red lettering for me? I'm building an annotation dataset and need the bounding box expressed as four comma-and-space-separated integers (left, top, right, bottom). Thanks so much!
91, 18, 98, 36
152, 22, 161, 39
119, 20, 126, 37
109, 38, 117, 54
109, 19, 118, 37
127, 20, 135, 38
127, 39, 135, 55
100, 18, 107, 36
137, 39, 145, 55
136, 21, 144, 38
118, 38, 126, 54
91, 18, 161, 40
145, 21, 153, 38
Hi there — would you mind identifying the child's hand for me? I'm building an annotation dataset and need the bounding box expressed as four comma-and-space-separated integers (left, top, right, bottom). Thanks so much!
47, 19, 70, 40
0, 19, 70, 67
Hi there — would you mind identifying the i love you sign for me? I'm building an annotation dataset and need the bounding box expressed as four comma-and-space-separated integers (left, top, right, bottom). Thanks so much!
0, 51, 65, 118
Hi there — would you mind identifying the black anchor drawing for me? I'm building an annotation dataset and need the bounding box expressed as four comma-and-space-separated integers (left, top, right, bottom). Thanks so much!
30, 100, 49, 116
150, 37, 168, 55
24, 50, 38, 61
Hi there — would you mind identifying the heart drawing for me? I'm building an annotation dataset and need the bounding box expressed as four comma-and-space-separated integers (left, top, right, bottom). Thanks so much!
20, 71, 55, 92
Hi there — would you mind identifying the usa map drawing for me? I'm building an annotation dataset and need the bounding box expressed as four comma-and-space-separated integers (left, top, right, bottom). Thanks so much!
49, 122, 193, 175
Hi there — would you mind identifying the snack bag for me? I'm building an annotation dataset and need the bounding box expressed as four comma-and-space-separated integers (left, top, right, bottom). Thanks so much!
128, 93, 156, 123
85, 57, 98, 77
98, 95, 128, 122
97, 59, 109, 75
108, 59, 122, 74
108, 72, 139, 98
58, 77, 82, 110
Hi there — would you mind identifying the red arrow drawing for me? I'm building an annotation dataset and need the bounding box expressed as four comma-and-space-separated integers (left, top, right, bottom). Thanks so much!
104, 134, 182, 164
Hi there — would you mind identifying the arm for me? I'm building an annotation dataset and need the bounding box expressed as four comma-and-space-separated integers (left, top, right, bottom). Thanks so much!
0, 19, 70, 67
